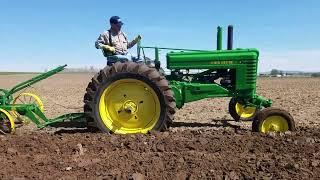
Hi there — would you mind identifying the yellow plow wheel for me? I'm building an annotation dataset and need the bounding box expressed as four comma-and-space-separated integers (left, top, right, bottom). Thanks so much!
0, 108, 15, 134
12, 92, 44, 123
99, 79, 161, 134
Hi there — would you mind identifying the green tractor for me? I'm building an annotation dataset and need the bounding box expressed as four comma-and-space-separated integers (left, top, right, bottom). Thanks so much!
0, 25, 295, 134
83, 25, 295, 134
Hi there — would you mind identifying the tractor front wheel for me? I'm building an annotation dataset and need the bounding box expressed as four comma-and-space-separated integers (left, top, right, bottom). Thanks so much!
252, 107, 295, 133
228, 98, 257, 121
83, 62, 176, 134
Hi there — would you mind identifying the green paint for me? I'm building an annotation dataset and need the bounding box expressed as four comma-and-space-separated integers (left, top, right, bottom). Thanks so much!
217, 26, 222, 50
138, 26, 271, 110
1, 25, 274, 131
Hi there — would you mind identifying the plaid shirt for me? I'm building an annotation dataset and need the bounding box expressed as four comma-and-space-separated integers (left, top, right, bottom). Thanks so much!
95, 30, 138, 55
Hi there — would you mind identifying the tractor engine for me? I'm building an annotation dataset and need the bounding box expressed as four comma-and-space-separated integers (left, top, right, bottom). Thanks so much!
166, 49, 259, 91
166, 26, 260, 108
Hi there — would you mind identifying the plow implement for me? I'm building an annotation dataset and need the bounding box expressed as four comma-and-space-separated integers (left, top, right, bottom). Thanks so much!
0, 65, 85, 134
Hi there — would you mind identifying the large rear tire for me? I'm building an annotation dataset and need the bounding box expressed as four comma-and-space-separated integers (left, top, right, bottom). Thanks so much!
83, 62, 176, 134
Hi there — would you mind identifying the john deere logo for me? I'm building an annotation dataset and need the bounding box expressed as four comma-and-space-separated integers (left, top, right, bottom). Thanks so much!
210, 61, 233, 65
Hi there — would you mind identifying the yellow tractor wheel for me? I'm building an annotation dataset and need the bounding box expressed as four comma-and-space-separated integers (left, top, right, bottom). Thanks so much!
84, 62, 176, 134
228, 98, 257, 121
12, 92, 44, 123
252, 107, 295, 133
0, 108, 15, 134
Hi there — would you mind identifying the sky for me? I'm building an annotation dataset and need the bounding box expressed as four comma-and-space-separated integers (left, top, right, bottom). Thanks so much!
0, 0, 319, 72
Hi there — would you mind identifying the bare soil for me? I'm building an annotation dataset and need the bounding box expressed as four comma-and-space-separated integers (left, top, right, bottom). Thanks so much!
0, 74, 319, 179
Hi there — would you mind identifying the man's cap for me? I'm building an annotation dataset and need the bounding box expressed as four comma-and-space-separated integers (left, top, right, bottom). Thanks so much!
110, 16, 124, 25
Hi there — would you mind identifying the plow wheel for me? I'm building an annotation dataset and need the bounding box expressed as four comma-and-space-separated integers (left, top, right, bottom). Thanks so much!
228, 98, 257, 121
0, 108, 15, 134
12, 93, 44, 123
252, 107, 295, 133
84, 62, 176, 134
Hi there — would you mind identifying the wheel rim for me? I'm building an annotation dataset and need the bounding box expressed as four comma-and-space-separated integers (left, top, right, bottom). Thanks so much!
0, 108, 15, 134
13, 93, 44, 111
12, 93, 44, 123
99, 79, 161, 134
235, 103, 256, 119
261, 115, 289, 133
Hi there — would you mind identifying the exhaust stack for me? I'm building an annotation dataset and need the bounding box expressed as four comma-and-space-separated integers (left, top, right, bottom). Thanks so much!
227, 25, 233, 50
217, 26, 222, 50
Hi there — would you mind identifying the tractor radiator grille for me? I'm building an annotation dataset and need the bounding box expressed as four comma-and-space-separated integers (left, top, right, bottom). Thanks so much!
243, 59, 258, 85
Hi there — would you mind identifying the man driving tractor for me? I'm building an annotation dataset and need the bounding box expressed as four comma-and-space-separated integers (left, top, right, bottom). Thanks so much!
95, 16, 141, 65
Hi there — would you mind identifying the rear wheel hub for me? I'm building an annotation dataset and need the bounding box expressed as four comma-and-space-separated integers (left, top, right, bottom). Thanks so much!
99, 79, 161, 134
122, 100, 138, 114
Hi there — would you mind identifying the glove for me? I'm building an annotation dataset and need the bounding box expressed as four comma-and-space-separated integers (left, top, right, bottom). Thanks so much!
100, 44, 115, 53
134, 35, 142, 42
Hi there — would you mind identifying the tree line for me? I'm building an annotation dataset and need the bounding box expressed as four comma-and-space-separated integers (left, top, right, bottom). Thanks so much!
270, 69, 320, 77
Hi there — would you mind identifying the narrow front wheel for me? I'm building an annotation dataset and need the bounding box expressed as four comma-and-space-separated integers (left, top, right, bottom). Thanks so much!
229, 98, 257, 121
252, 107, 295, 133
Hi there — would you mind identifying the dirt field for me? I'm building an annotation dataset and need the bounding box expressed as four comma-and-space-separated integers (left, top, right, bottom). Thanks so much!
0, 74, 319, 179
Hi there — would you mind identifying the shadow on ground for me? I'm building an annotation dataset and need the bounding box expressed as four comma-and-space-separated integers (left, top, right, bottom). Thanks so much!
171, 119, 242, 129
49, 119, 253, 134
